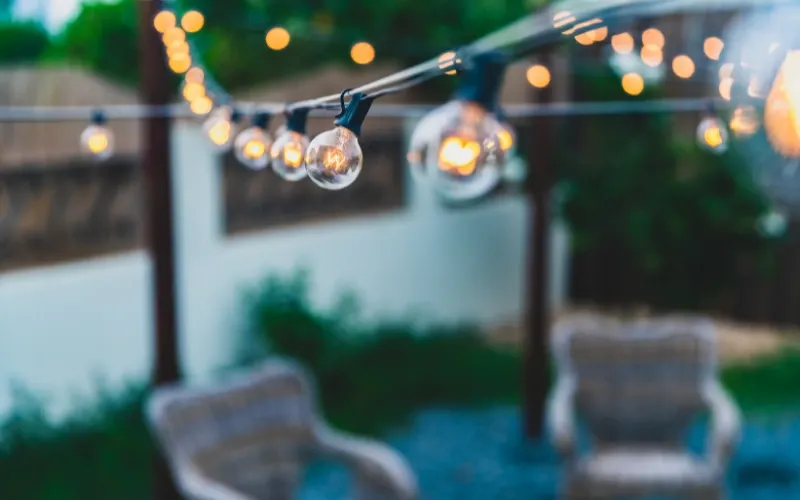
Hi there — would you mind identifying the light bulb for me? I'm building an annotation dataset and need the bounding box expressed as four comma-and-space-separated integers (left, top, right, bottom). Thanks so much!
202, 106, 239, 152
305, 127, 362, 190
407, 109, 451, 183
696, 116, 729, 155
233, 113, 273, 170
271, 131, 309, 181
305, 93, 373, 190
729, 105, 760, 138
496, 119, 517, 156
81, 112, 114, 161
428, 100, 504, 202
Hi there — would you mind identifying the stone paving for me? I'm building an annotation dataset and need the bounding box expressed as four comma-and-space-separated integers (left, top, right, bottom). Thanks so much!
302, 406, 800, 499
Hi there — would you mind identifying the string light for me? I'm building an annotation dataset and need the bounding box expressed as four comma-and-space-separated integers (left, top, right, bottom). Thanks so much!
704, 36, 724, 60
641, 28, 665, 49
412, 51, 508, 202
182, 81, 206, 102
350, 42, 375, 65
526, 64, 551, 88
621, 73, 644, 95
718, 77, 733, 101
153, 11, 176, 33
306, 93, 372, 189
185, 67, 205, 84
80, 111, 114, 161
271, 109, 311, 181
696, 111, 729, 154
438, 51, 461, 76
729, 105, 760, 137
234, 112, 273, 170
180, 10, 204, 33
202, 106, 240, 152
169, 54, 191, 74
611, 32, 634, 54
765, 50, 800, 157
162, 27, 186, 48
266, 27, 291, 50
672, 55, 695, 79
189, 96, 213, 115
641, 44, 663, 67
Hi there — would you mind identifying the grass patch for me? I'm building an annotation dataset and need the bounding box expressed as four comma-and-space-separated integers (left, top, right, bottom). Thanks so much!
722, 348, 800, 413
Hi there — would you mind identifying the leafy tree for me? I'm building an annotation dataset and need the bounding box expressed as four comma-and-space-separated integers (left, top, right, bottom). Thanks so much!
57, 0, 139, 85
0, 21, 50, 64
558, 65, 775, 310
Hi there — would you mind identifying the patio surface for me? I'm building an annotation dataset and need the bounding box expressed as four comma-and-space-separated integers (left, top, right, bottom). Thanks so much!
302, 406, 800, 499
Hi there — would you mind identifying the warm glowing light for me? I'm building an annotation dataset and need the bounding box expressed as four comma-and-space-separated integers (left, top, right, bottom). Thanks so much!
719, 77, 733, 101
526, 64, 551, 88
438, 137, 481, 176
765, 50, 800, 157
553, 11, 576, 30
641, 45, 663, 67
162, 27, 185, 48
190, 96, 213, 115
575, 32, 594, 45
621, 73, 644, 96
611, 32, 634, 54
497, 128, 514, 152
153, 11, 176, 33
672, 55, 695, 79
719, 63, 734, 80
438, 51, 461, 75
185, 67, 204, 84
730, 105, 760, 137
282, 143, 304, 168
181, 10, 204, 33
590, 26, 608, 42
642, 28, 664, 49
169, 54, 191, 73
703, 126, 724, 148
87, 132, 109, 154
167, 42, 189, 58
323, 148, 348, 173
704, 37, 724, 61
265, 27, 290, 50
183, 82, 205, 101
207, 120, 232, 146
350, 42, 375, 65
244, 140, 267, 160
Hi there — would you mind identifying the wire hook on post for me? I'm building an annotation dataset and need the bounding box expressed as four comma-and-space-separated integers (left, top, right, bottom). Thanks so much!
336, 89, 354, 119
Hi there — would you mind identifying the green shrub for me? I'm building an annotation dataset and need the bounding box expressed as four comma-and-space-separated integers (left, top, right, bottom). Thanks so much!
0, 22, 50, 64
241, 270, 521, 433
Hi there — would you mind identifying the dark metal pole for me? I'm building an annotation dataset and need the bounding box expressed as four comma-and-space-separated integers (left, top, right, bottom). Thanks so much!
137, 0, 181, 498
522, 48, 556, 439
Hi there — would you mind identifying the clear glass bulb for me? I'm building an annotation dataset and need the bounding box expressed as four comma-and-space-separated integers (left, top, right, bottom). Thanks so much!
202, 107, 236, 152
305, 126, 362, 190
407, 109, 451, 183
233, 126, 273, 170
270, 130, 309, 182
496, 121, 517, 157
696, 116, 729, 155
426, 100, 504, 202
80, 124, 114, 161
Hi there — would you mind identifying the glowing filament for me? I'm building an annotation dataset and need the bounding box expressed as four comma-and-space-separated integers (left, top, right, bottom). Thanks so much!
207, 121, 231, 146
703, 126, 724, 148
497, 129, 514, 152
323, 148, 347, 173
87, 133, 109, 154
439, 137, 481, 176
282, 143, 304, 168
244, 140, 266, 159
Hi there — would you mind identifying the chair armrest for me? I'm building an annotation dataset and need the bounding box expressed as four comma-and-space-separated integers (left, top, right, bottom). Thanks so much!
177, 463, 252, 500
547, 377, 577, 459
316, 425, 418, 500
702, 380, 741, 467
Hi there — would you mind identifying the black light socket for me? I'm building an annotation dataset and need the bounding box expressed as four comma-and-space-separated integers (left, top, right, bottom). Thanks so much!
333, 93, 374, 137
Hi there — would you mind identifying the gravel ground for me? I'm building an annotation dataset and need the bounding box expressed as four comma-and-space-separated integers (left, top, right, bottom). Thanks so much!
302, 406, 800, 500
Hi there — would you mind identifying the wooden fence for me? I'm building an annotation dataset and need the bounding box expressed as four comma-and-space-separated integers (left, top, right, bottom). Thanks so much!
569, 220, 800, 328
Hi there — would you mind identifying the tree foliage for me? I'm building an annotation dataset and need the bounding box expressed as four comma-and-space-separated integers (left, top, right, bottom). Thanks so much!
0, 21, 50, 64
558, 65, 775, 310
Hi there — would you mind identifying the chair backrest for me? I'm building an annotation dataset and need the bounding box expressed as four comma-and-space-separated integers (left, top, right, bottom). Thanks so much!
147, 359, 319, 499
553, 314, 716, 446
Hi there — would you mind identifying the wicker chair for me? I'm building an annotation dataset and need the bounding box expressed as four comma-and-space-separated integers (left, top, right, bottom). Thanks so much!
547, 315, 741, 500
147, 359, 418, 500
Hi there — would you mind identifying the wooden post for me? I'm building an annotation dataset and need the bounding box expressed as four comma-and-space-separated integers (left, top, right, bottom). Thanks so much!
521, 48, 556, 439
137, 0, 181, 498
